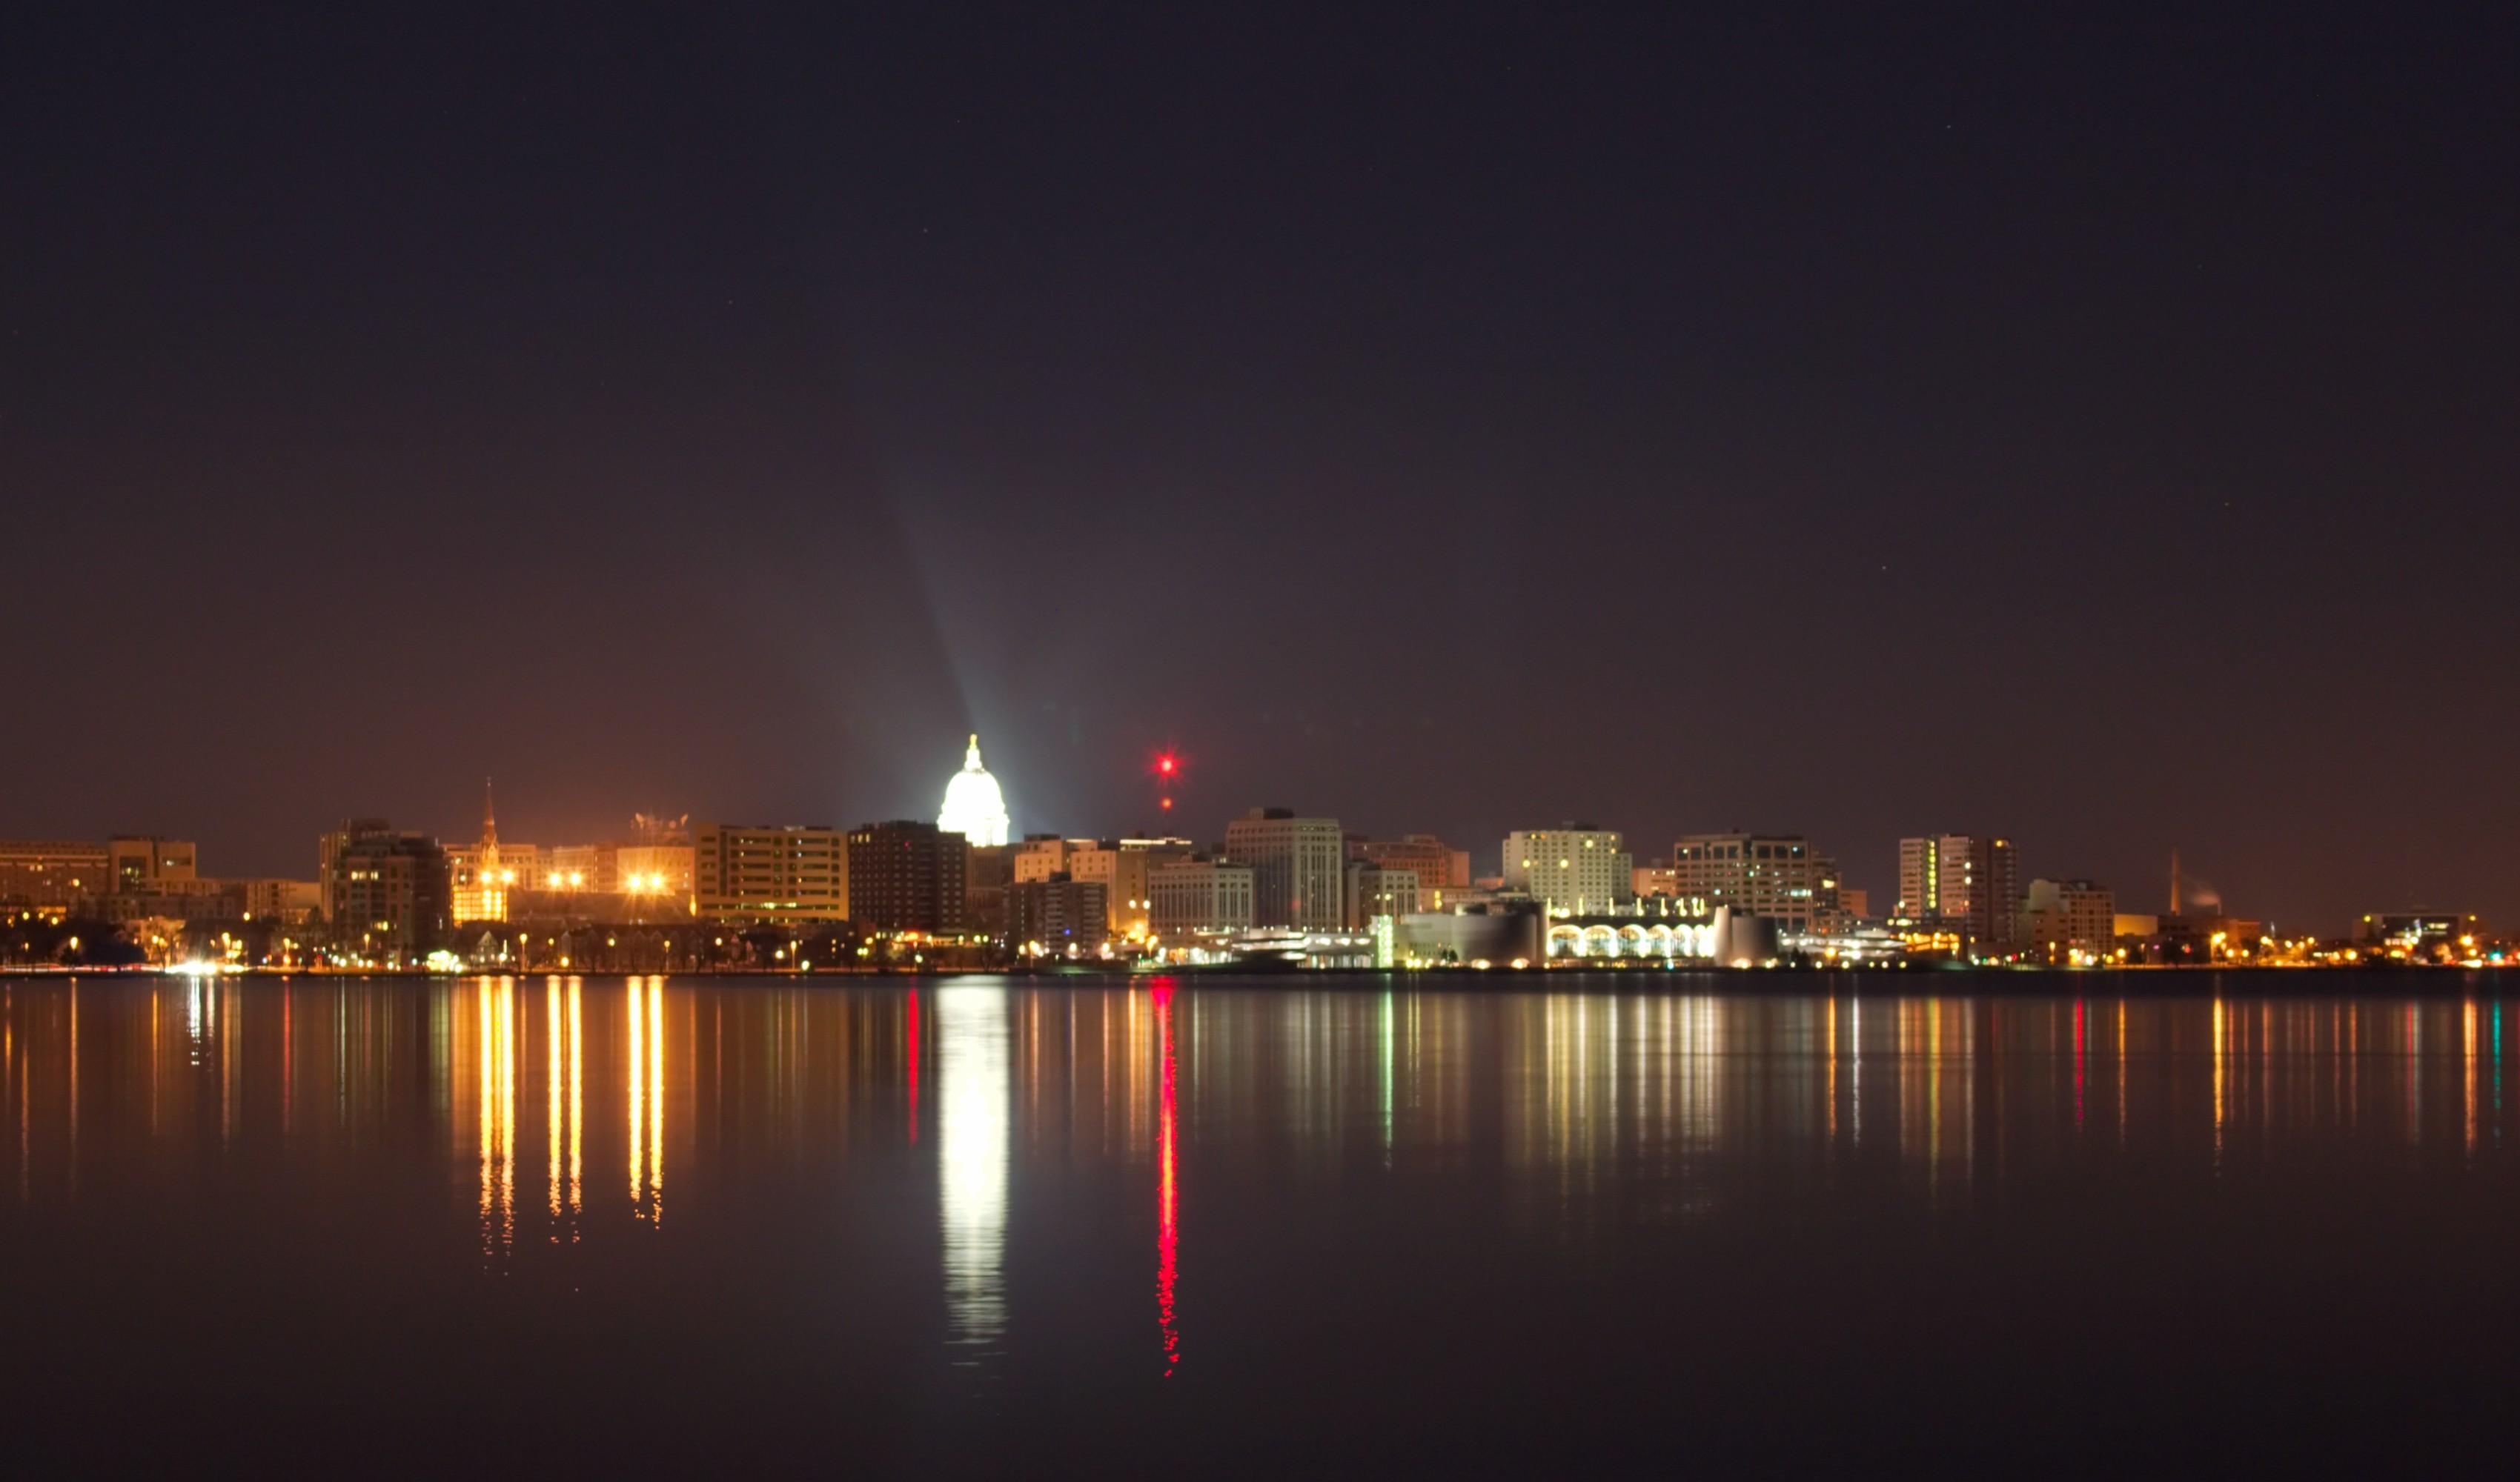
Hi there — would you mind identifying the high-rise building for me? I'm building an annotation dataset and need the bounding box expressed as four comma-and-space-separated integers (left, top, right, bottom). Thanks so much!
2022, 878, 2115, 961
1347, 834, 1469, 892
846, 820, 969, 934
694, 824, 849, 923
1343, 861, 1421, 928
1009, 874, 1110, 956
1896, 835, 2020, 949
1501, 826, 1631, 914
1632, 862, 1681, 900
318, 820, 451, 961
938, 734, 1011, 847
1670, 833, 1841, 931
1149, 857, 1255, 940
1223, 809, 1344, 928
0, 840, 109, 916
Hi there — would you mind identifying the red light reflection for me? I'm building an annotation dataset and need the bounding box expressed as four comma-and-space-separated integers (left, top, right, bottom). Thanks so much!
1153, 978, 1181, 1377
906, 991, 920, 1145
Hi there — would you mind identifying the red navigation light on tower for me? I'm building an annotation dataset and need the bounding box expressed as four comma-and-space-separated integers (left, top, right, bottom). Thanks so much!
1150, 747, 1184, 815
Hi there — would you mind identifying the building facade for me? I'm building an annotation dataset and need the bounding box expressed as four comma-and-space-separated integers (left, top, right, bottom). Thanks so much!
2022, 878, 2115, 961
1669, 833, 1840, 932
1895, 834, 2020, 949
1223, 809, 1344, 928
109, 836, 196, 892
1009, 875, 1110, 956
319, 820, 451, 961
1347, 834, 1469, 892
694, 824, 849, 923
1149, 857, 1256, 940
0, 840, 110, 916
846, 820, 969, 934
1502, 826, 1631, 915
1343, 861, 1422, 928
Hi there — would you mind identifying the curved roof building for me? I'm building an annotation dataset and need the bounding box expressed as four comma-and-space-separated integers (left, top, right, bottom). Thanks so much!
938, 734, 1011, 847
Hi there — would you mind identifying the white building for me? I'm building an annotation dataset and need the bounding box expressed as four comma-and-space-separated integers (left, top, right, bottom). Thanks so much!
1221, 808, 1344, 928
938, 734, 1011, 848
1501, 826, 1631, 915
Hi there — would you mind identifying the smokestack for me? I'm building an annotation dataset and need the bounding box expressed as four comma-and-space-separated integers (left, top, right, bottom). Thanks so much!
2169, 848, 2181, 918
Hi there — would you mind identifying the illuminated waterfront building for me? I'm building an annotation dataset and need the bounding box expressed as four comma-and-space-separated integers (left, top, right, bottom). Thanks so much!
693, 823, 848, 923
938, 734, 1011, 848
1343, 860, 1421, 929
1670, 833, 1841, 932
1149, 857, 1256, 941
1009, 874, 1109, 956
1502, 826, 1631, 915
546, 843, 613, 892
0, 840, 109, 916
2021, 878, 2116, 961
1223, 808, 1344, 928
847, 820, 969, 934
318, 819, 451, 961
1895, 834, 2020, 950
1016, 835, 1191, 937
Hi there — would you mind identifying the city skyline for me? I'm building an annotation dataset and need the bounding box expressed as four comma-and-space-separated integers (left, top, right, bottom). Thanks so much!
7, 7, 2513, 934
0, 734, 2484, 937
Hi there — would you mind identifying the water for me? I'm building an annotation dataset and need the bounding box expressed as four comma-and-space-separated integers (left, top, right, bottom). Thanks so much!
3, 971, 2516, 1474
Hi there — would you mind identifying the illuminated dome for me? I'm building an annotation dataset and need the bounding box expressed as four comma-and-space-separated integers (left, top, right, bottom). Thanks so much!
938, 733, 1010, 847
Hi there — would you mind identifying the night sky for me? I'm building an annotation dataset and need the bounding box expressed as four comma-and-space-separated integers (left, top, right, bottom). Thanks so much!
5, 4, 2513, 930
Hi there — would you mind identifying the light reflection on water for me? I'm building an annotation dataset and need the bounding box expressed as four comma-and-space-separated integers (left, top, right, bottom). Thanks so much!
6, 977, 2520, 1218
3, 972, 2519, 1470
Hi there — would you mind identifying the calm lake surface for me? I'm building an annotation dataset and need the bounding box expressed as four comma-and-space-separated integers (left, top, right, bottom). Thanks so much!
4, 971, 2517, 1474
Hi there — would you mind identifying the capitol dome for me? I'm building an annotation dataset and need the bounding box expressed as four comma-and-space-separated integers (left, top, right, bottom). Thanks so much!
938, 733, 1010, 847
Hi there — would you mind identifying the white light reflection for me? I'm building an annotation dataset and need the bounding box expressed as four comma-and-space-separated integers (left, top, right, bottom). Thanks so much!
937, 986, 1010, 1364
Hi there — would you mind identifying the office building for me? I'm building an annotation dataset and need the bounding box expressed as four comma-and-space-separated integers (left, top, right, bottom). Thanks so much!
2023, 878, 2116, 961
319, 820, 451, 960
1670, 833, 1840, 931
1502, 826, 1631, 915
1343, 860, 1421, 928
1009, 874, 1110, 955
1896, 835, 2020, 949
694, 824, 849, 923
965, 843, 1016, 940
1348, 834, 1469, 892
109, 836, 196, 892
1149, 857, 1256, 940
1223, 808, 1344, 928
1026, 836, 1194, 937
0, 840, 110, 915
236, 878, 322, 924
846, 820, 969, 934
